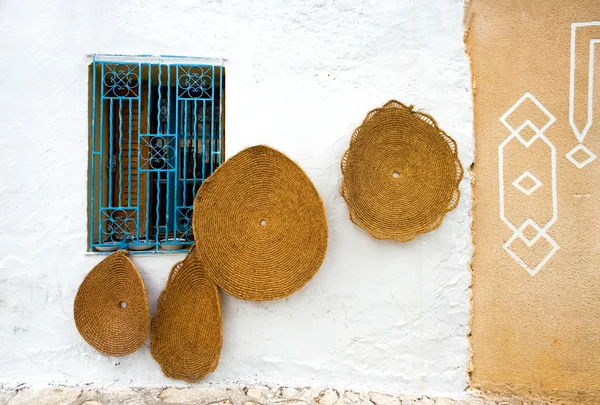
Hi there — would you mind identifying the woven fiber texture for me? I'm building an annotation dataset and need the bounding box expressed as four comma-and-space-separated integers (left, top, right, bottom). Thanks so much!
150, 247, 222, 382
193, 145, 328, 301
74, 250, 149, 356
341, 100, 463, 242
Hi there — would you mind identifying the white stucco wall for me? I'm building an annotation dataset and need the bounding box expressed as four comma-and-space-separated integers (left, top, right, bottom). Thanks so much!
0, 0, 473, 397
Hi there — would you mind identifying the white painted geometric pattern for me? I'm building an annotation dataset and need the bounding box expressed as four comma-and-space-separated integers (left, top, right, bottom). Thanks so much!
512, 171, 542, 196
499, 92, 558, 276
568, 22, 600, 168
566, 143, 597, 169
503, 221, 559, 275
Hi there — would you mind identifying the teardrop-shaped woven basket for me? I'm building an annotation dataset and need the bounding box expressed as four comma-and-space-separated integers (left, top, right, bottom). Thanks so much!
192, 145, 328, 301
150, 247, 222, 382
74, 250, 150, 356
341, 100, 463, 241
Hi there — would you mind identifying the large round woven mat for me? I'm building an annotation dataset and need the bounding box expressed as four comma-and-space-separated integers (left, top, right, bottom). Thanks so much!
341, 100, 463, 241
193, 145, 328, 301
74, 250, 149, 356
150, 247, 222, 382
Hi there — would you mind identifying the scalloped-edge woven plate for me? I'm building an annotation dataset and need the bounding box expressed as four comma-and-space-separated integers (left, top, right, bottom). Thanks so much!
340, 100, 463, 242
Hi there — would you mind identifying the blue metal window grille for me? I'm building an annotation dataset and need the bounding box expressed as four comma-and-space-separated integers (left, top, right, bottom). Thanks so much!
88, 55, 225, 253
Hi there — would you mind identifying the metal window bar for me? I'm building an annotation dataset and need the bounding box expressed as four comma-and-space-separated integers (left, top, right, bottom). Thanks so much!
88, 56, 225, 253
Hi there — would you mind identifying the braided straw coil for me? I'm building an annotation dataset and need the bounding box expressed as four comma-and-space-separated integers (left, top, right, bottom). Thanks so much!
341, 100, 463, 242
150, 247, 222, 382
193, 145, 328, 301
74, 250, 149, 356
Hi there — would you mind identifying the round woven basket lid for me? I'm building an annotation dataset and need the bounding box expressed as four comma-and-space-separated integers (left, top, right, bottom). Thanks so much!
193, 145, 328, 301
151, 247, 222, 382
341, 100, 463, 242
74, 250, 149, 356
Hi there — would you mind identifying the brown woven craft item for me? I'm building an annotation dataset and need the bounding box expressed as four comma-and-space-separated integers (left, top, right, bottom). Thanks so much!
74, 250, 149, 356
193, 145, 328, 301
150, 247, 222, 382
341, 100, 463, 241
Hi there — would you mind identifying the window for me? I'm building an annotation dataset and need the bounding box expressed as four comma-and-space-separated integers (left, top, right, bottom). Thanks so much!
88, 55, 225, 253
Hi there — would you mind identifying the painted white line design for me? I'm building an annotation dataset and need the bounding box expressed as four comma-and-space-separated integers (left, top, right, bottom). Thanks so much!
568, 22, 600, 168
566, 143, 597, 169
499, 93, 558, 276
513, 171, 542, 196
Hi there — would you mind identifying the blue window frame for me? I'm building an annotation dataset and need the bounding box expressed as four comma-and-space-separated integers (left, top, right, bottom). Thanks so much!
88, 55, 225, 253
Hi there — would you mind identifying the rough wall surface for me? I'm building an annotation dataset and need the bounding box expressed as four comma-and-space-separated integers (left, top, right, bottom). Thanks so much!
467, 0, 600, 403
0, 386, 527, 405
0, 0, 473, 396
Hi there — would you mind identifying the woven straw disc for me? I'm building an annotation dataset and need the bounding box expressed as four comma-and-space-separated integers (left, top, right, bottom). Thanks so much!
151, 247, 222, 382
193, 145, 328, 301
341, 100, 463, 241
74, 250, 149, 356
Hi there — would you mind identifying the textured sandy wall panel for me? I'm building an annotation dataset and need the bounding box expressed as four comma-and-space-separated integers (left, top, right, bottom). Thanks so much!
467, 1, 600, 403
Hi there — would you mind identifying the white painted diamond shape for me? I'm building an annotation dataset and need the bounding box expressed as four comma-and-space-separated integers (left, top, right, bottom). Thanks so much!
514, 120, 541, 147
500, 92, 556, 134
566, 144, 597, 169
503, 229, 559, 276
512, 171, 542, 196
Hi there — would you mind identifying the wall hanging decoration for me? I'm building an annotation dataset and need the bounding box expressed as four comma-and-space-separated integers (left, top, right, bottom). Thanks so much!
340, 100, 463, 241
193, 145, 328, 301
150, 246, 222, 382
74, 250, 149, 356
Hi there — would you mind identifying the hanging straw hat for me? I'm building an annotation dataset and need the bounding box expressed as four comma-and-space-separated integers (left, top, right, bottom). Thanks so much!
193, 145, 328, 301
74, 250, 149, 356
341, 100, 463, 242
150, 247, 222, 382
